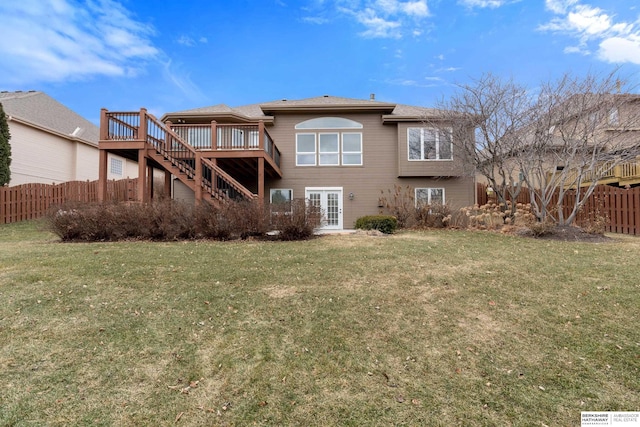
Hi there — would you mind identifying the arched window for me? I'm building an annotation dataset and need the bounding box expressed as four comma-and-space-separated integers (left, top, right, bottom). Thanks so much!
295, 117, 363, 130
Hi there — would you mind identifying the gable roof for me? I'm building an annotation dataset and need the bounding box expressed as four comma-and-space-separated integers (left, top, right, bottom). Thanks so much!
0, 91, 99, 146
162, 95, 441, 123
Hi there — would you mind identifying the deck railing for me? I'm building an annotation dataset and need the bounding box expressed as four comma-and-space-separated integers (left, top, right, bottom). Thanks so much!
201, 158, 255, 201
168, 122, 281, 168
548, 158, 640, 188
105, 112, 140, 140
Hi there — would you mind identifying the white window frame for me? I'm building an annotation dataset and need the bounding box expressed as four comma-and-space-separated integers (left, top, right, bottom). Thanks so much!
318, 133, 340, 166
110, 157, 123, 176
608, 108, 620, 126
341, 132, 363, 166
415, 188, 445, 207
270, 188, 293, 214
408, 127, 453, 161
296, 133, 317, 166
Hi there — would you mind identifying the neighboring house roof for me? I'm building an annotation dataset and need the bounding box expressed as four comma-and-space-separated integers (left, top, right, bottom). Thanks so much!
0, 91, 99, 146
162, 95, 442, 123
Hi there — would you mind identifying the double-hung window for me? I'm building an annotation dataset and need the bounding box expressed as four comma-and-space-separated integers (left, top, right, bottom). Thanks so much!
408, 128, 452, 161
319, 133, 340, 165
415, 188, 445, 207
296, 134, 317, 166
342, 133, 362, 165
270, 189, 293, 214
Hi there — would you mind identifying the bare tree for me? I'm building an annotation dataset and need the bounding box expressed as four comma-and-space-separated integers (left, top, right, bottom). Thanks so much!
434, 70, 640, 228
432, 73, 532, 217
521, 71, 640, 225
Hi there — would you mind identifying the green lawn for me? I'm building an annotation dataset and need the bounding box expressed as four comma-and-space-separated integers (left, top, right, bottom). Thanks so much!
1, 221, 638, 426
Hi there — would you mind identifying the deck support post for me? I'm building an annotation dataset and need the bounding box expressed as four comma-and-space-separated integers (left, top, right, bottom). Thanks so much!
258, 157, 265, 204
137, 149, 148, 203
98, 149, 108, 202
164, 171, 172, 199
147, 165, 154, 202
195, 151, 203, 204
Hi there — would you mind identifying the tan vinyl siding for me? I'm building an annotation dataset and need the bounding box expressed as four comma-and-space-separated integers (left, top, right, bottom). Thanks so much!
172, 179, 195, 203
265, 113, 475, 228
9, 121, 77, 185
75, 143, 99, 181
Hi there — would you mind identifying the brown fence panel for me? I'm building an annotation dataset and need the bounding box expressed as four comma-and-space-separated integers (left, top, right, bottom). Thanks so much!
0, 178, 139, 224
476, 183, 640, 236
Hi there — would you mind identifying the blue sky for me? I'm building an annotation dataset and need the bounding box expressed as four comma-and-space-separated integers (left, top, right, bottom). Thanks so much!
1, 0, 639, 125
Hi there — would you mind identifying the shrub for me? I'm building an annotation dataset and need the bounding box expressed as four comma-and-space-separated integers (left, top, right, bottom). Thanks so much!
379, 185, 415, 228
460, 202, 535, 230
47, 198, 322, 242
193, 202, 232, 240
147, 199, 195, 240
270, 199, 322, 241
46, 200, 196, 241
526, 220, 556, 237
355, 215, 398, 234
414, 203, 451, 229
222, 199, 270, 239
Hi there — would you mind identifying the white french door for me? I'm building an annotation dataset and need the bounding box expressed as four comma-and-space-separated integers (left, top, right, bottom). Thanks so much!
305, 187, 343, 230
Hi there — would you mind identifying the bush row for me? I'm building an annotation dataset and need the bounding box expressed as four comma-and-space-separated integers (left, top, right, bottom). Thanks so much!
46, 199, 322, 242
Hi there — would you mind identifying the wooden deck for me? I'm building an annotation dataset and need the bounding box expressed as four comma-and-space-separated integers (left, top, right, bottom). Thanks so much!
98, 108, 282, 204
550, 158, 640, 189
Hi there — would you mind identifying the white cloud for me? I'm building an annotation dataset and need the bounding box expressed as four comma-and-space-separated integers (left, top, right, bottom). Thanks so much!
458, 0, 517, 9
540, 1, 640, 65
544, 0, 578, 14
599, 36, 640, 65
0, 0, 159, 84
177, 36, 196, 47
353, 8, 402, 38
302, 16, 330, 24
333, 0, 429, 38
177, 35, 209, 46
566, 5, 612, 36
401, 1, 429, 17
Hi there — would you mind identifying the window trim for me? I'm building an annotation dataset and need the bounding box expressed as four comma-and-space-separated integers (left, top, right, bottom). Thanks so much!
414, 187, 445, 207
270, 188, 293, 214
407, 127, 453, 162
318, 132, 340, 166
341, 132, 363, 166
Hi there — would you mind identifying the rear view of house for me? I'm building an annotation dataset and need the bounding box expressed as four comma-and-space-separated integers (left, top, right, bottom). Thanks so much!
99, 95, 476, 230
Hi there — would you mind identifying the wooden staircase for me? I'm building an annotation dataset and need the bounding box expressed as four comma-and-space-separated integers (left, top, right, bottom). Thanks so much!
98, 109, 256, 204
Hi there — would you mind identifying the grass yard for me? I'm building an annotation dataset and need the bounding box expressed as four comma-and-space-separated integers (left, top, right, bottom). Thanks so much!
0, 221, 638, 426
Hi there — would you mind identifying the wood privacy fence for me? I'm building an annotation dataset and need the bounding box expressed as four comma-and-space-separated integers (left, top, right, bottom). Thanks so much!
0, 179, 138, 224
477, 183, 640, 236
